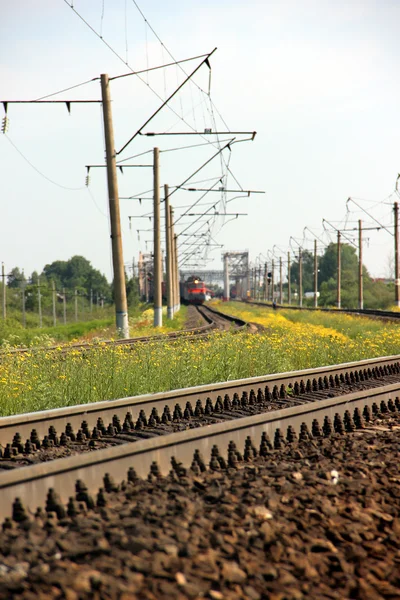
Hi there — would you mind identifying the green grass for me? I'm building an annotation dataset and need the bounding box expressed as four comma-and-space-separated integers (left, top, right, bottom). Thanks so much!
0, 305, 189, 348
2, 300, 400, 416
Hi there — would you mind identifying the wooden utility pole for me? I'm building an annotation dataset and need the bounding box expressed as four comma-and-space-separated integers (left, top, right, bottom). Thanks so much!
395, 202, 400, 307
358, 219, 363, 309
153, 148, 162, 327
287, 252, 291, 305
299, 250, 303, 308
75, 289, 78, 322
101, 73, 129, 338
164, 184, 173, 319
170, 207, 176, 314
21, 277, 26, 328
223, 254, 229, 301
1, 263, 5, 320
63, 288, 67, 325
337, 231, 341, 309
313, 239, 318, 308
38, 277, 42, 328
279, 257, 283, 304
174, 233, 180, 311
52, 280, 57, 326
271, 260, 275, 303
90, 289, 93, 314
264, 263, 268, 301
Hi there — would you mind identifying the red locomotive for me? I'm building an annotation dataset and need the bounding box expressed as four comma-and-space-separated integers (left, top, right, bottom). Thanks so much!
180, 276, 207, 304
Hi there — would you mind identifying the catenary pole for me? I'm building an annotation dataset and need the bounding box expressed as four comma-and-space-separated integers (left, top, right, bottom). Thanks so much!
174, 234, 180, 311
63, 288, 67, 325
358, 219, 363, 310
144, 263, 149, 303
223, 254, 229, 301
38, 277, 42, 328
164, 184, 173, 319
52, 280, 57, 326
299, 250, 303, 308
337, 231, 341, 309
1, 263, 5, 320
279, 257, 283, 304
153, 148, 162, 327
100, 74, 129, 338
313, 239, 318, 308
395, 202, 400, 307
75, 289, 78, 322
170, 207, 176, 314
263, 263, 268, 301
287, 252, 291, 305
271, 260, 275, 303
21, 275, 26, 328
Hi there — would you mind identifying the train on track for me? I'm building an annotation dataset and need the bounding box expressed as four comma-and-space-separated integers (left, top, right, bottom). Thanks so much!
180, 276, 211, 304
159, 275, 213, 304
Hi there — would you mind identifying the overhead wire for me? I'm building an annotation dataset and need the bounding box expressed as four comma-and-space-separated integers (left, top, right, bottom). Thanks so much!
62, 0, 251, 264
62, 0, 206, 140
33, 77, 99, 102
4, 135, 86, 191
128, 0, 247, 210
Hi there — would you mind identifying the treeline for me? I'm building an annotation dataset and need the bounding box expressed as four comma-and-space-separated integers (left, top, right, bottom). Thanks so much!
288, 243, 393, 309
3, 255, 139, 320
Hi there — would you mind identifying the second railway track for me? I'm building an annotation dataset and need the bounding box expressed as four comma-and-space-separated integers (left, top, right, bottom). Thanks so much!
0, 303, 247, 359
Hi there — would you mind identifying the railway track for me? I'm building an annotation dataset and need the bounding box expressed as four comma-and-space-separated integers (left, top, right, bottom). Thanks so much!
0, 304, 248, 360
245, 299, 400, 321
1, 355, 400, 522
0, 306, 211, 357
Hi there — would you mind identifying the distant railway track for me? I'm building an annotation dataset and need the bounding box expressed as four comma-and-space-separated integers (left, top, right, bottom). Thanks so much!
1, 354, 400, 521
0, 304, 247, 358
245, 299, 400, 320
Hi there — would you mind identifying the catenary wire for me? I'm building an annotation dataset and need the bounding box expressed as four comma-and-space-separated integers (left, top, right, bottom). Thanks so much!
4, 135, 86, 191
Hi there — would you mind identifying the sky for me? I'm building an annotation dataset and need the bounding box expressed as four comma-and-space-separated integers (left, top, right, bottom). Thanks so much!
1, 0, 400, 283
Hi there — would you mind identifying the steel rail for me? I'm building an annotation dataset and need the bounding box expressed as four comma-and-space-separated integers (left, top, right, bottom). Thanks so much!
1, 380, 399, 522
1, 354, 399, 447
245, 299, 400, 321
0, 304, 249, 360
0, 306, 214, 356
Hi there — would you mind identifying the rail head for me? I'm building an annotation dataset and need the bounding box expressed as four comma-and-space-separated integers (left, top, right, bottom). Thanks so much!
1, 380, 399, 522
1, 353, 400, 445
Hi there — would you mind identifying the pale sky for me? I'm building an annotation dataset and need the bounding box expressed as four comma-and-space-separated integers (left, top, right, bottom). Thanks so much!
1, 0, 399, 282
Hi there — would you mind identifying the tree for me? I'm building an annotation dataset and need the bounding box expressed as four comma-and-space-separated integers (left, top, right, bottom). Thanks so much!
7, 267, 25, 288
318, 243, 359, 285
290, 250, 314, 293
42, 256, 111, 299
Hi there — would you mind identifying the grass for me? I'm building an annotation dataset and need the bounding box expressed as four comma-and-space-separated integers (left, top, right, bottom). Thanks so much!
1, 301, 400, 417
0, 305, 189, 348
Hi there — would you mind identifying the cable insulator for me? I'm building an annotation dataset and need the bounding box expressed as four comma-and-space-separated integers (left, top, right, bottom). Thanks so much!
85, 175, 90, 187
1, 116, 9, 134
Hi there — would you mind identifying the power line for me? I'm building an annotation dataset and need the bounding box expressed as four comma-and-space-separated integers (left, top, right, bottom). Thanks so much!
64, 0, 247, 193
4, 135, 86, 191
34, 77, 100, 101
63, 1, 217, 148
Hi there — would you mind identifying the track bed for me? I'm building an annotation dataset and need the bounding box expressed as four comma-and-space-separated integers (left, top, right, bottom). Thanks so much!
1, 408, 400, 599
